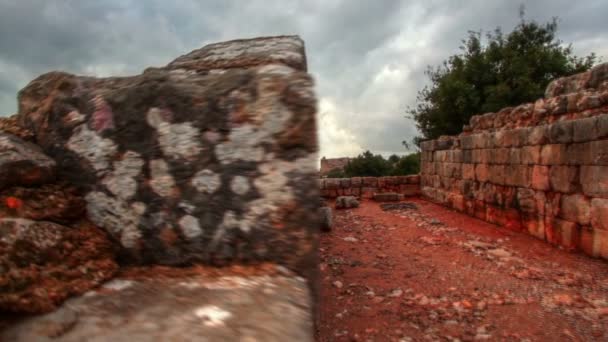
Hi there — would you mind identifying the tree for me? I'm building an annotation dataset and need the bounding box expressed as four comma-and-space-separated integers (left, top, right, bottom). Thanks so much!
408, 12, 596, 142
340, 151, 420, 177
343, 151, 391, 177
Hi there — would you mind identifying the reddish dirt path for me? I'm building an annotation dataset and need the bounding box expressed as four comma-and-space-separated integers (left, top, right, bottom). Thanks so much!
317, 198, 608, 342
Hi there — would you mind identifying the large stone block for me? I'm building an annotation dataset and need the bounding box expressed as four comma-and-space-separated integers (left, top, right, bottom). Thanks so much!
549, 166, 579, 193
504, 165, 531, 187
531, 165, 550, 191
589, 140, 608, 165
545, 62, 608, 97
520, 145, 541, 164
565, 142, 592, 165
16, 36, 319, 275
548, 120, 574, 144
591, 198, 608, 231
488, 165, 506, 185
527, 125, 549, 145
475, 164, 489, 183
581, 166, 608, 198
560, 194, 591, 225
540, 144, 567, 165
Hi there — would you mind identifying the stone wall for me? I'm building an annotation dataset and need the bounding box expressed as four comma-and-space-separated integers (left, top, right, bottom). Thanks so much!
420, 62, 608, 260
319, 175, 420, 198
319, 157, 350, 175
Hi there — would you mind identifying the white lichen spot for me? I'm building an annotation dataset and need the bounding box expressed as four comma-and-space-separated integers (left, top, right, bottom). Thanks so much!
194, 305, 232, 327
149, 159, 176, 197
215, 125, 265, 165
257, 64, 295, 76
102, 151, 144, 200
131, 202, 147, 215
67, 124, 118, 176
178, 201, 196, 214
178, 215, 203, 239
64, 110, 85, 125
191, 169, 221, 194
146, 107, 202, 160
230, 176, 250, 195
84, 191, 142, 248
102, 279, 135, 291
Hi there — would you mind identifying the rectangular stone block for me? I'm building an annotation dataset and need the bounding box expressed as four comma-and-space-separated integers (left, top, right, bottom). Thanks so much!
340, 178, 351, 188
549, 166, 579, 193
541, 144, 567, 165
462, 163, 475, 180
504, 165, 531, 187
531, 165, 550, 191
488, 165, 505, 185
508, 148, 521, 165
554, 219, 580, 251
521, 145, 541, 164
527, 125, 549, 145
573, 116, 601, 142
523, 215, 545, 240
361, 187, 375, 199
474, 200, 486, 220
351, 177, 362, 186
351, 187, 361, 196
325, 178, 339, 189
560, 193, 591, 225
581, 166, 608, 198
589, 140, 608, 165
591, 198, 608, 231
400, 184, 421, 196
565, 142, 592, 165
516, 188, 537, 214
362, 177, 377, 187
405, 175, 420, 184
475, 164, 489, 183
548, 120, 574, 144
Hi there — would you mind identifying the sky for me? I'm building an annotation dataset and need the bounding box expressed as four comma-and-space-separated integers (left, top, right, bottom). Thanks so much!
0, 0, 606, 159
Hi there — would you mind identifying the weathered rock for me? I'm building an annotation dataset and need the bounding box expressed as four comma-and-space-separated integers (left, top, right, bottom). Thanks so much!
1, 273, 313, 341
320, 206, 332, 232
545, 62, 608, 97
0, 218, 117, 313
0, 132, 56, 190
16, 36, 319, 277
373, 192, 403, 202
0, 183, 85, 224
335, 196, 359, 209
0, 115, 34, 141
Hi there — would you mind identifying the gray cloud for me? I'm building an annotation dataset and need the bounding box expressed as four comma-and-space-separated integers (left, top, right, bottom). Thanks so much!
1, 0, 606, 157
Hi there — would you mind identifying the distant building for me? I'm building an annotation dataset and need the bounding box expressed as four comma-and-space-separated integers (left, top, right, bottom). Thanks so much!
320, 157, 350, 176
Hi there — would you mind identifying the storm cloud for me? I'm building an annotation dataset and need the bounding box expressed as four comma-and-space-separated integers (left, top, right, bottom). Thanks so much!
0, 0, 606, 158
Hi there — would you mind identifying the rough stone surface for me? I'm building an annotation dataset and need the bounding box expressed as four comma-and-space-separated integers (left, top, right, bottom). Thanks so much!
0, 132, 56, 190
2, 273, 313, 341
15, 36, 319, 277
0, 218, 117, 313
373, 192, 404, 202
319, 206, 332, 232
335, 196, 359, 209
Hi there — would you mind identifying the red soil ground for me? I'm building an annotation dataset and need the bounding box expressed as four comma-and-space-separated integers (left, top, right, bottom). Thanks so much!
317, 198, 608, 342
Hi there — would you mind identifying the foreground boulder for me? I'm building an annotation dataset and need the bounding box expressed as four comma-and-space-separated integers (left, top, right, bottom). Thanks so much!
0, 132, 55, 190
2, 270, 312, 341
335, 196, 359, 209
0, 218, 117, 313
16, 36, 319, 278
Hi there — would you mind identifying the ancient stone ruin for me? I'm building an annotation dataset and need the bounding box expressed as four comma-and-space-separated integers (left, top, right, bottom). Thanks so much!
420, 63, 608, 260
1, 36, 319, 340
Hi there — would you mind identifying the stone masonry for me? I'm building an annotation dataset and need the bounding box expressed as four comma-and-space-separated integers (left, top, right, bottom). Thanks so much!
320, 175, 420, 199
421, 62, 608, 260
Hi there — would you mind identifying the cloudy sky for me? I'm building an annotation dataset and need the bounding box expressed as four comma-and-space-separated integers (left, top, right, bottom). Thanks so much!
0, 1, 606, 158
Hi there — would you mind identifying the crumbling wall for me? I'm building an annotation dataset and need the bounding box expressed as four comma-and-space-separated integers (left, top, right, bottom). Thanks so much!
320, 175, 420, 198
319, 157, 350, 175
420, 63, 608, 260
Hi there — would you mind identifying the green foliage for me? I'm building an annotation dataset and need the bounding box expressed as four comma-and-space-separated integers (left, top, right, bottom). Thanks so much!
339, 150, 420, 177
408, 13, 596, 142
325, 168, 346, 178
